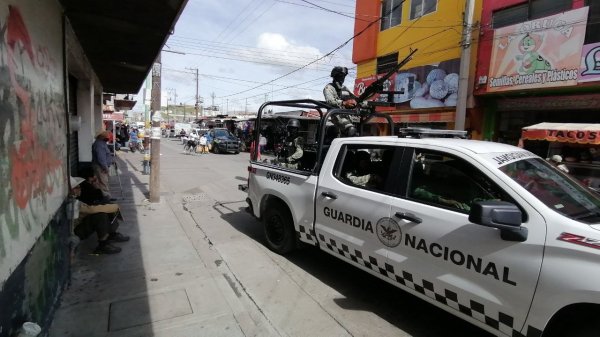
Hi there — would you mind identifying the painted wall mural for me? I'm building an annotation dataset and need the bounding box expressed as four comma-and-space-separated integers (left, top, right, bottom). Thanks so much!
0, 2, 66, 284
354, 58, 460, 110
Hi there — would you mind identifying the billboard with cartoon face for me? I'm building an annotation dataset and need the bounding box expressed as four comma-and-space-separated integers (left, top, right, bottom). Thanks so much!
579, 42, 600, 83
488, 7, 589, 92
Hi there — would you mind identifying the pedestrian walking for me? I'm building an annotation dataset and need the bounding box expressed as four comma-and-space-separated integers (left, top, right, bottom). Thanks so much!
199, 134, 209, 154
92, 130, 113, 199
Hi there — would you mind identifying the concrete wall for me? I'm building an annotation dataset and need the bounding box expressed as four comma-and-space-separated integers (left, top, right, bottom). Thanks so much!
0, 0, 67, 285
0, 1, 98, 335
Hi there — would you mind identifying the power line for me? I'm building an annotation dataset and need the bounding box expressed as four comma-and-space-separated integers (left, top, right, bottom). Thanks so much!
213, 0, 260, 41
218, 0, 404, 98
221, 0, 272, 43
298, 0, 365, 21
167, 40, 326, 64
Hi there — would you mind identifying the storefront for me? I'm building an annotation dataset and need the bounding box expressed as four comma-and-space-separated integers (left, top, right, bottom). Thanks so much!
521, 123, 600, 189
475, 4, 600, 144
483, 93, 600, 145
103, 112, 125, 152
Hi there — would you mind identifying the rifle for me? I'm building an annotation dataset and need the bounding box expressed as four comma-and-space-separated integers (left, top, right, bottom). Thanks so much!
356, 48, 418, 104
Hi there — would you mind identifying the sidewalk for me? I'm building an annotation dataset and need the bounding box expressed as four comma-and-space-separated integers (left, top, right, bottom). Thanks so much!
49, 151, 276, 337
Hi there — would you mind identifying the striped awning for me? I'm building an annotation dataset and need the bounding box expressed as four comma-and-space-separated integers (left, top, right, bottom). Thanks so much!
522, 123, 600, 145
367, 111, 455, 124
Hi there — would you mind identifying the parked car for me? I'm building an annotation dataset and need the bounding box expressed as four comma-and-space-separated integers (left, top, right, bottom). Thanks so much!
208, 128, 240, 154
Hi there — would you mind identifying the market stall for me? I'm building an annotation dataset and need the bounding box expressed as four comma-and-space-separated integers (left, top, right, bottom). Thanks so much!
521, 123, 600, 189
102, 112, 125, 152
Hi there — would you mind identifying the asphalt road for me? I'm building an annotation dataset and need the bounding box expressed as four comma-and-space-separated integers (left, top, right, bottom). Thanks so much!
158, 137, 493, 337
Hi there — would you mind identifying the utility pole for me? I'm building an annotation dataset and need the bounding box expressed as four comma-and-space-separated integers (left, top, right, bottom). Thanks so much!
455, 0, 475, 131
186, 67, 200, 121
173, 89, 178, 121
167, 88, 177, 122
149, 54, 161, 202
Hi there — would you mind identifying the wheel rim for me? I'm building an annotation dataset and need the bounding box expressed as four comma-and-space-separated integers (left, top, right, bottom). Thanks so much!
266, 213, 285, 246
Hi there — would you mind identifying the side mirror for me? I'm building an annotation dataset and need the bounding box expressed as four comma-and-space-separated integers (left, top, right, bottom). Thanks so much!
469, 201, 528, 242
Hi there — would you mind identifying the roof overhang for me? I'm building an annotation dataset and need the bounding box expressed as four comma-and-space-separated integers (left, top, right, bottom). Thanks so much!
60, 0, 188, 93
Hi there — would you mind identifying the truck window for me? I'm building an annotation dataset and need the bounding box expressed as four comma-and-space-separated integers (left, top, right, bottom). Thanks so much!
500, 158, 600, 224
334, 145, 394, 193
407, 150, 517, 214
259, 118, 319, 172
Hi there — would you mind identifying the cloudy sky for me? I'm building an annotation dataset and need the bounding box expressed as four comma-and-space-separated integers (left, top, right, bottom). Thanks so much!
141, 0, 359, 115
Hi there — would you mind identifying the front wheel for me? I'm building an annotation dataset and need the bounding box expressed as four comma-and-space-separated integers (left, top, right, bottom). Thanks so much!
263, 205, 296, 254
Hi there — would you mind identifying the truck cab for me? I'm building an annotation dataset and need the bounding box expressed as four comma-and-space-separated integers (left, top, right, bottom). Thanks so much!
242, 100, 600, 337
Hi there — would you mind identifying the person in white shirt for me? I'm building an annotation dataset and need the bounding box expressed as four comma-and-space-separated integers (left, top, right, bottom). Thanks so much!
259, 133, 267, 153
199, 134, 208, 154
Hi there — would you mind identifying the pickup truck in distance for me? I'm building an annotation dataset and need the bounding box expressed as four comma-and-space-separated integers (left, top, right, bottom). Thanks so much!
241, 100, 600, 337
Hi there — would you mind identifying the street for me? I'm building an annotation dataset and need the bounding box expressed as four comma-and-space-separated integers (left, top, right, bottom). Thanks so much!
154, 137, 492, 337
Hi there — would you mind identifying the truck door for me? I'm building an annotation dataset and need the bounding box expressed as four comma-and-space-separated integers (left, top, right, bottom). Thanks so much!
315, 144, 400, 278
386, 147, 545, 336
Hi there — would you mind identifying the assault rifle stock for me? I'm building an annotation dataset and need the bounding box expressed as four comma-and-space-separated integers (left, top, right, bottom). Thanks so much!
356, 48, 418, 104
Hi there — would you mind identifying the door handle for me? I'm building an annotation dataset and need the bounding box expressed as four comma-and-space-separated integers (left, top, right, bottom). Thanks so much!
395, 212, 422, 224
321, 191, 338, 199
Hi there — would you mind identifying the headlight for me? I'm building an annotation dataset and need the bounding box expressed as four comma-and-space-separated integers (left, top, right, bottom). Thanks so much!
214, 139, 221, 143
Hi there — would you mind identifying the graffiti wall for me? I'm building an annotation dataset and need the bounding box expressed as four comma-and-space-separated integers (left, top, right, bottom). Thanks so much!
0, 1, 67, 285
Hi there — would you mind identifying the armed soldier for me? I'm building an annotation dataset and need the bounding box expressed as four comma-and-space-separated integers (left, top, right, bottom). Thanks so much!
323, 66, 361, 137
279, 119, 304, 169
324, 66, 359, 109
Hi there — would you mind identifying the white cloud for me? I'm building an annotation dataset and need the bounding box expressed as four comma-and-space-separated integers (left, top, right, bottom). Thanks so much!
249, 32, 324, 69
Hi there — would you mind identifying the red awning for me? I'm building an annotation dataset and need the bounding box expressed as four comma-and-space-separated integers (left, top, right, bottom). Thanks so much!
521, 123, 600, 145
368, 111, 455, 124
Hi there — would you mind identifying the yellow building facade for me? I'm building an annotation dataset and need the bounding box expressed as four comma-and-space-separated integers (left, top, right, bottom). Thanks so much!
353, 0, 482, 130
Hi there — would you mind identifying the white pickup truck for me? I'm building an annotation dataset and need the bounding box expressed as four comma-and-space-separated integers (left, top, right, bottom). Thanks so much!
242, 100, 600, 337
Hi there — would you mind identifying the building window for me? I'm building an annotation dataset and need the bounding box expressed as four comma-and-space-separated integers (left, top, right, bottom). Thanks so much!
377, 53, 398, 75
585, 0, 600, 44
492, 0, 572, 29
410, 0, 437, 20
381, 0, 403, 31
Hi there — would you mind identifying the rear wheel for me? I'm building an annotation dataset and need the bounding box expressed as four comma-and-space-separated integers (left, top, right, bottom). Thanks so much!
263, 204, 295, 254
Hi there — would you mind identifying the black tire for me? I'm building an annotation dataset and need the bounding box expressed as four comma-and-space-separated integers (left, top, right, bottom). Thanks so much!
546, 310, 600, 337
263, 205, 295, 254
214, 144, 220, 154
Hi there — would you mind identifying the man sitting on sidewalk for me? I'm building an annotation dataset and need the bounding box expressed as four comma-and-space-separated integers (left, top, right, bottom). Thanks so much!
70, 177, 129, 254
78, 167, 112, 205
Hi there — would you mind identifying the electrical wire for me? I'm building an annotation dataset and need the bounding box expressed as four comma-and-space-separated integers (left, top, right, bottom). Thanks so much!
167, 40, 327, 64
213, 0, 260, 41
222, 0, 275, 43
218, 0, 406, 99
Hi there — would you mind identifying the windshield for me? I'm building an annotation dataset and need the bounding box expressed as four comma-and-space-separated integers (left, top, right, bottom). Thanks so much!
215, 129, 232, 138
499, 158, 600, 224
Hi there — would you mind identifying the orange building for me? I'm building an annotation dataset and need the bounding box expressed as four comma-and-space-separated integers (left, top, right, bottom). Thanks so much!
352, 0, 483, 136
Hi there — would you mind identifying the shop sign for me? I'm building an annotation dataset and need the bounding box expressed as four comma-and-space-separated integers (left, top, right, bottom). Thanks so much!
522, 129, 600, 145
103, 112, 124, 121
354, 58, 460, 110
488, 7, 589, 92
579, 42, 600, 83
